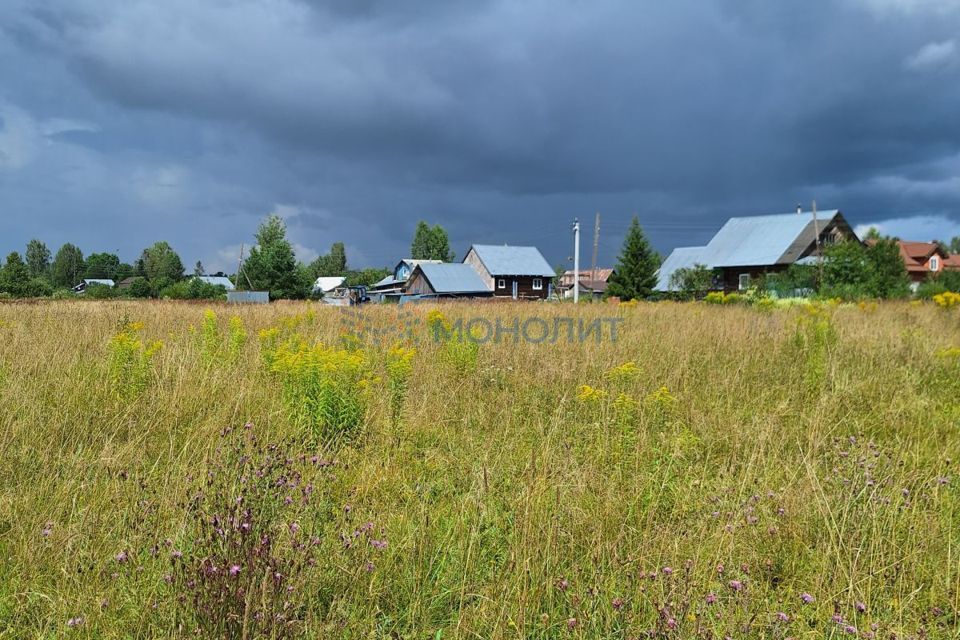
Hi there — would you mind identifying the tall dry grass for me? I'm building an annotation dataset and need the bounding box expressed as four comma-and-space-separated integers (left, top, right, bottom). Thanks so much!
0, 299, 957, 638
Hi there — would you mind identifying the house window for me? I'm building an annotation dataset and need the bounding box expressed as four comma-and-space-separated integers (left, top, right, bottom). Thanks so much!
930, 256, 939, 271
497, 279, 506, 289
738, 273, 750, 291
532, 278, 543, 290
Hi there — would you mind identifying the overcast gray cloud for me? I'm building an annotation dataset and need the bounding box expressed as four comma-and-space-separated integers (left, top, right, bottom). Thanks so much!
1, 0, 959, 271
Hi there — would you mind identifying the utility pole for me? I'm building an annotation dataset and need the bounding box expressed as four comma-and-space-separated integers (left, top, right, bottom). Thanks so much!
572, 218, 581, 304
811, 200, 824, 286
591, 212, 600, 282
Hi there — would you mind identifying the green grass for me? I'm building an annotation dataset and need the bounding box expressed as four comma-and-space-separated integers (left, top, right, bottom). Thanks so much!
0, 300, 958, 638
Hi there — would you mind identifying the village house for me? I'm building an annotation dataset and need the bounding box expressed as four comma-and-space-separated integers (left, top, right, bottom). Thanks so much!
196, 275, 236, 291
656, 209, 859, 293
311, 276, 344, 295
72, 278, 115, 293
875, 240, 960, 288
404, 263, 493, 299
369, 259, 443, 300
462, 244, 555, 299
558, 268, 615, 300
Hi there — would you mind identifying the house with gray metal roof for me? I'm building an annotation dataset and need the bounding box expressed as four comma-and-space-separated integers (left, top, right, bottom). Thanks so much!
656, 209, 858, 293
462, 244, 555, 299
404, 263, 493, 298
369, 259, 444, 296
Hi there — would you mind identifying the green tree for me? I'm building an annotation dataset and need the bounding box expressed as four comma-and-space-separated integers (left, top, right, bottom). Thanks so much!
139, 241, 185, 282
821, 240, 868, 299
0, 252, 32, 297
25, 240, 51, 279
606, 217, 660, 301
862, 227, 882, 241
84, 252, 122, 279
410, 221, 455, 261
50, 243, 85, 288
865, 237, 910, 298
668, 263, 715, 299
949, 236, 960, 254
241, 215, 306, 300
194, 261, 206, 276
344, 267, 391, 287
308, 242, 348, 278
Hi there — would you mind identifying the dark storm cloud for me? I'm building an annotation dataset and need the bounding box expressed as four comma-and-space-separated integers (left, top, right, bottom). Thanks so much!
2, 0, 960, 271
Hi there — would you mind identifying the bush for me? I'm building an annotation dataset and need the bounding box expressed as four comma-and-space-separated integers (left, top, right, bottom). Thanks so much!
128, 277, 153, 299
84, 283, 116, 299
916, 270, 960, 300
160, 279, 227, 301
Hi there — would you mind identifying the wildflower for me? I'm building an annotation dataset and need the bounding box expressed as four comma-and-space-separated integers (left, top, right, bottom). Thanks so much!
115, 551, 128, 563
855, 601, 866, 612
171, 550, 183, 560
800, 592, 815, 604
344, 504, 352, 514
901, 488, 910, 497
728, 580, 743, 592
775, 612, 789, 622
705, 593, 717, 604
567, 618, 578, 630
612, 597, 625, 611
41, 522, 53, 537
67, 617, 83, 627
662, 566, 674, 576
370, 539, 388, 550
289, 521, 300, 535
832, 614, 844, 624
666, 617, 677, 629
844, 625, 858, 635
364, 561, 375, 572
557, 578, 570, 591
229, 565, 241, 577
716, 563, 724, 574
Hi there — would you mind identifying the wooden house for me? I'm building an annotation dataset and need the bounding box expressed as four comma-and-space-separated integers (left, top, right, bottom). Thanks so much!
404, 263, 493, 299
462, 245, 555, 299
656, 209, 859, 293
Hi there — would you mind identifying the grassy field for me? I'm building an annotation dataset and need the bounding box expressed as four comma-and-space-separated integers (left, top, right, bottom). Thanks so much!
0, 300, 958, 639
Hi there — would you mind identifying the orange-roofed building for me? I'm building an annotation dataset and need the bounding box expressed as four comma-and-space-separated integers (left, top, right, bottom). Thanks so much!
881, 240, 959, 285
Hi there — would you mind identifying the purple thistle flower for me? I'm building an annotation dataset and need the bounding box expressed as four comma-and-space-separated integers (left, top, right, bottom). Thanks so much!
289, 521, 300, 535
567, 617, 577, 630
832, 614, 844, 624
728, 580, 743, 592
115, 551, 128, 563
557, 578, 569, 591
370, 539, 387, 550
171, 549, 183, 560
800, 592, 815, 604
705, 593, 717, 604
666, 617, 677, 629
844, 625, 858, 634
229, 564, 241, 577
364, 561, 375, 572
775, 612, 789, 622
662, 566, 673, 576
612, 597, 625, 611
855, 601, 866, 612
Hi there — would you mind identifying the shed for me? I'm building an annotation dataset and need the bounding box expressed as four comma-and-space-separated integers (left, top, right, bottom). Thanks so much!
405, 263, 493, 298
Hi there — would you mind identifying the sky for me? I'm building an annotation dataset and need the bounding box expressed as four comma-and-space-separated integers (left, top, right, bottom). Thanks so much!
1, 0, 960, 273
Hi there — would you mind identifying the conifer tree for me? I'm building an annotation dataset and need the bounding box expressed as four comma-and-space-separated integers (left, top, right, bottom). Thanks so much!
606, 216, 660, 301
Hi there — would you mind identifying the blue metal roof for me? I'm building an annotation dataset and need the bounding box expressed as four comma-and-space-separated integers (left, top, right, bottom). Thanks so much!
467, 245, 555, 277
416, 263, 491, 293
655, 247, 707, 291
654, 210, 841, 291
700, 211, 839, 267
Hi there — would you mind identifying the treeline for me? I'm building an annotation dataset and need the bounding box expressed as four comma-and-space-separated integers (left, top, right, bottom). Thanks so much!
0, 214, 455, 301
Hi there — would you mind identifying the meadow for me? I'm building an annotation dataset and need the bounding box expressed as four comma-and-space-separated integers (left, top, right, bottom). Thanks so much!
0, 299, 958, 639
